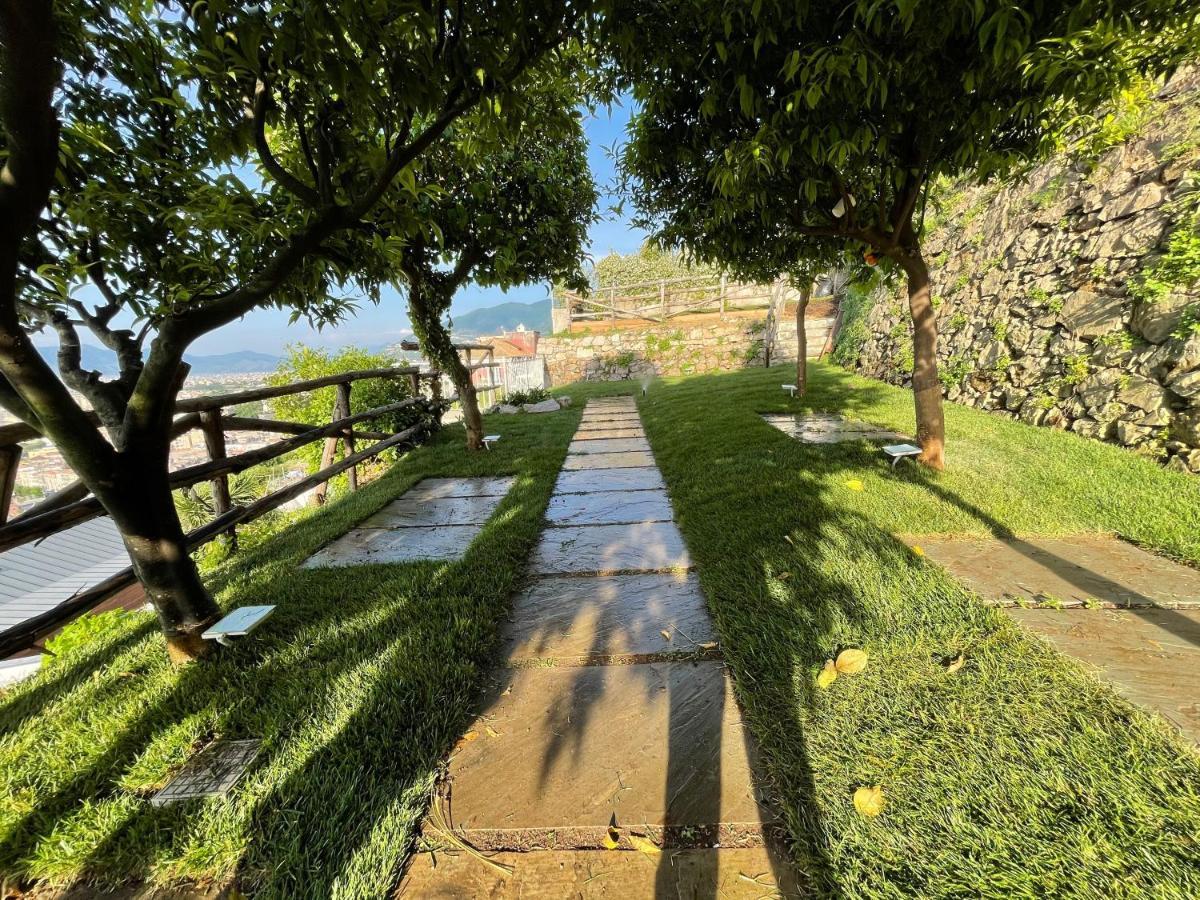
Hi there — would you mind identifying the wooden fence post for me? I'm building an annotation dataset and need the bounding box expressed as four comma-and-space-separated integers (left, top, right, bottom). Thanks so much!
659, 280, 667, 318
0, 445, 22, 525
719, 275, 727, 317
312, 384, 350, 506
198, 410, 237, 549
337, 382, 357, 492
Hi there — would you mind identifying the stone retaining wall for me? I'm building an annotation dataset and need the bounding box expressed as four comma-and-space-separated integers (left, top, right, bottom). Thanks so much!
850, 71, 1200, 474
540, 312, 834, 384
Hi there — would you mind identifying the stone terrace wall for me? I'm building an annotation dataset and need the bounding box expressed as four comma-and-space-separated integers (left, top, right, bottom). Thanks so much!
541, 310, 834, 384
851, 71, 1200, 474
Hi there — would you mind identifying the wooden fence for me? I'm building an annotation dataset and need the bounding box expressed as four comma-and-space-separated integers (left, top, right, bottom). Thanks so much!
557, 274, 787, 327
0, 350, 491, 658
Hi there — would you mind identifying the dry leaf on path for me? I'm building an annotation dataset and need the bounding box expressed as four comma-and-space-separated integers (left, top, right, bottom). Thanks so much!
910, 545, 925, 556
629, 834, 662, 857
944, 653, 965, 675
835, 648, 869, 675
853, 785, 885, 818
485, 724, 502, 738
816, 660, 838, 689
462, 730, 479, 742
603, 824, 621, 850
660, 629, 672, 641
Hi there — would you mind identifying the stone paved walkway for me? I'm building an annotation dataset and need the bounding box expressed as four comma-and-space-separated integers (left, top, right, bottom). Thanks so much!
401, 396, 798, 897
907, 533, 1200, 745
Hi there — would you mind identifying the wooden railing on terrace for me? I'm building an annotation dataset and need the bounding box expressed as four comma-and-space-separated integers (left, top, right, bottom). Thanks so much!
0, 347, 492, 658
558, 274, 787, 327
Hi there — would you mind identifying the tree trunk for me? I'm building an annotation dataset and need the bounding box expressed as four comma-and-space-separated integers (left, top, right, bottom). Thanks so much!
795, 282, 810, 396
407, 283, 484, 450
897, 250, 946, 470
102, 453, 221, 664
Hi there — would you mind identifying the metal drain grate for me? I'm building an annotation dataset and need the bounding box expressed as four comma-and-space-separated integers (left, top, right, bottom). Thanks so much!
151, 739, 261, 806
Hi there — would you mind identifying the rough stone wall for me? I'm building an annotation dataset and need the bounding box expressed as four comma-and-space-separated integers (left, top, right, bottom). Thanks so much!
852, 72, 1200, 474
540, 312, 834, 384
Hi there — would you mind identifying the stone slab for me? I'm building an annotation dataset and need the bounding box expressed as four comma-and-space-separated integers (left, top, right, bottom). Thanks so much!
530, 522, 691, 575
574, 427, 646, 441
907, 535, 1200, 607
761, 413, 905, 443
405, 476, 516, 501
562, 451, 657, 470
578, 418, 643, 430
568, 438, 652, 455
360, 494, 502, 528
554, 467, 666, 495
302, 524, 481, 567
399, 847, 801, 898
442, 662, 771, 837
580, 411, 641, 421
504, 572, 715, 662
1006, 608, 1200, 744
545, 489, 674, 527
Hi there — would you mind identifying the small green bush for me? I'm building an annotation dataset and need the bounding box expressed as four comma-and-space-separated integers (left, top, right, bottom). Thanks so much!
505, 387, 549, 406
44, 609, 133, 667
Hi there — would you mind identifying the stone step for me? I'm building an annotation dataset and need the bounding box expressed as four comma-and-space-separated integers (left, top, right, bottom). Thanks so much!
1006, 608, 1200, 743
554, 467, 667, 495
399, 847, 802, 898
545, 489, 675, 527
504, 572, 717, 664
562, 451, 658, 470
530, 522, 692, 575
438, 662, 774, 847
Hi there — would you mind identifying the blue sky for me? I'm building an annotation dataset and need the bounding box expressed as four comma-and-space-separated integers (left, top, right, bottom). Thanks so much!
183, 100, 647, 355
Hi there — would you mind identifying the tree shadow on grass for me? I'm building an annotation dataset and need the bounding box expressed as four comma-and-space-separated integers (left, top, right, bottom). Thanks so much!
0, 415, 572, 897
634, 366, 937, 897
902, 466, 1200, 650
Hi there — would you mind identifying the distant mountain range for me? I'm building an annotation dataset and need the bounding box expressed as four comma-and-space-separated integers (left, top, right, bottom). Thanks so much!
33, 298, 551, 376
448, 299, 551, 338
37, 345, 281, 376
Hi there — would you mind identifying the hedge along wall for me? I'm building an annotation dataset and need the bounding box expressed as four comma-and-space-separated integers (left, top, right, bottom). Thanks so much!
845, 69, 1200, 474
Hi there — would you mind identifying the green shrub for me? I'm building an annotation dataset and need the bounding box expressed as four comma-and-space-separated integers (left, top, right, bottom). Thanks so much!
44, 609, 134, 667
268, 346, 426, 473
831, 280, 879, 368
1063, 353, 1091, 385
1130, 208, 1200, 306
505, 387, 550, 405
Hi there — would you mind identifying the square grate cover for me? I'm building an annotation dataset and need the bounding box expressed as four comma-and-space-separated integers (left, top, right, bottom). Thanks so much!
151, 739, 261, 806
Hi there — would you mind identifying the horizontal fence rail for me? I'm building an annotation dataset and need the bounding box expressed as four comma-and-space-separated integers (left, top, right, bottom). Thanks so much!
559, 274, 790, 327
0, 347, 486, 656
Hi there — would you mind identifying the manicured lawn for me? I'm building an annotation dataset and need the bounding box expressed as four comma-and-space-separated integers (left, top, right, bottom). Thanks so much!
4, 363, 1200, 899
0, 409, 581, 897
617, 362, 1200, 899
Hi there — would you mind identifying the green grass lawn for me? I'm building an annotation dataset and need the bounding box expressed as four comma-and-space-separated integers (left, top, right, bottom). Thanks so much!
617, 361, 1200, 899
0, 409, 581, 897
3, 363, 1200, 898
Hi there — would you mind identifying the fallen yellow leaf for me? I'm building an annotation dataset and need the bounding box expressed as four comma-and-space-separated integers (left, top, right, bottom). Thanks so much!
660, 629, 672, 641
602, 825, 621, 850
485, 724, 502, 738
462, 730, 479, 742
835, 648, 869, 675
945, 653, 965, 675
844, 479, 865, 492
816, 660, 838, 689
628, 834, 661, 856
911, 545, 925, 556
854, 785, 885, 818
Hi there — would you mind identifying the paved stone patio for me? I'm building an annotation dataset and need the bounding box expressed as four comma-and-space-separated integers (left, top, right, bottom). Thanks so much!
911, 533, 1200, 745
1008, 607, 1200, 744
302, 476, 514, 567
907, 534, 1200, 608
761, 412, 905, 443
402, 397, 794, 896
